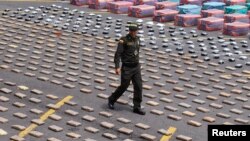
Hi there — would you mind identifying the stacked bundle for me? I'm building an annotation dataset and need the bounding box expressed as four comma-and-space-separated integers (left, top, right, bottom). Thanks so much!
224, 14, 249, 23
248, 11, 250, 17
107, 1, 133, 14
180, 0, 203, 5
70, 0, 88, 6
155, 1, 178, 10
201, 9, 224, 18
153, 9, 179, 22
204, 0, 224, 2
198, 17, 224, 31
174, 14, 201, 27
224, 0, 246, 5
202, 2, 226, 10
89, 0, 113, 9
169, 0, 180, 3
124, 0, 140, 5
177, 4, 201, 14
246, 3, 250, 10
128, 5, 155, 18
225, 5, 248, 14
223, 22, 250, 36
139, 0, 156, 5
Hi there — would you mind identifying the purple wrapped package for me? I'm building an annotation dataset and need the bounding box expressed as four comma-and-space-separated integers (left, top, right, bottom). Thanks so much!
224, 0, 246, 5
128, 5, 155, 18
70, 0, 88, 6
89, 0, 113, 9
107, 1, 133, 14
224, 14, 249, 23
153, 9, 179, 22
174, 14, 201, 27
124, 0, 140, 5
155, 1, 178, 10
223, 22, 250, 36
201, 9, 224, 18
180, 0, 203, 5
139, 0, 156, 5
198, 17, 224, 31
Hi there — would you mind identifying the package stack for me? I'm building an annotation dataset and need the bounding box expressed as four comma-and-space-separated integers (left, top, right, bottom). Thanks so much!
225, 5, 248, 14
246, 3, 250, 10
198, 17, 224, 31
174, 14, 201, 27
224, 0, 246, 5
169, 0, 180, 3
180, 0, 203, 6
124, 0, 140, 5
89, 0, 113, 9
128, 5, 155, 18
107, 1, 133, 14
201, 9, 224, 18
248, 11, 250, 17
177, 4, 201, 14
204, 0, 224, 2
155, 1, 178, 10
153, 9, 179, 22
223, 22, 250, 36
202, 2, 226, 10
224, 14, 249, 23
70, 0, 88, 6
139, 0, 156, 5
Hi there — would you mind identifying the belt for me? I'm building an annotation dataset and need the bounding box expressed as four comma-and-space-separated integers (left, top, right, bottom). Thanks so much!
123, 62, 139, 67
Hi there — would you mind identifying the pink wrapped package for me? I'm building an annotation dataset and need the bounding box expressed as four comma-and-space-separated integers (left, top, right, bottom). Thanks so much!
201, 9, 224, 18
128, 5, 155, 18
198, 17, 224, 31
89, 0, 113, 9
70, 0, 88, 6
124, 0, 140, 5
224, 0, 246, 5
174, 14, 201, 27
153, 9, 179, 22
248, 11, 250, 18
155, 1, 178, 10
180, 0, 203, 5
139, 0, 156, 5
204, 0, 224, 2
224, 14, 250, 23
223, 22, 250, 36
107, 1, 133, 14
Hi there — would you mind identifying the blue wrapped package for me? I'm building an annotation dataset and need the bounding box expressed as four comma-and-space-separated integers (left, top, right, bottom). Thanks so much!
202, 2, 225, 10
168, 0, 180, 3
177, 4, 201, 14
246, 3, 250, 10
225, 5, 248, 14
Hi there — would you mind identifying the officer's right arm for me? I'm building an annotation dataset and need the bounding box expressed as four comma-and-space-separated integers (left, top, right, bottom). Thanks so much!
114, 39, 124, 69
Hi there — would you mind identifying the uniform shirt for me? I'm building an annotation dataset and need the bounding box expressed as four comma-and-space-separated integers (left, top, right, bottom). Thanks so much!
114, 34, 140, 69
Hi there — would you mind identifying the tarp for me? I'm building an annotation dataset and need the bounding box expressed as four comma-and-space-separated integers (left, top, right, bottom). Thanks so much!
201, 9, 224, 18
153, 9, 179, 22
180, 0, 202, 5
155, 1, 178, 10
177, 4, 201, 14
107, 1, 133, 14
225, 5, 248, 14
174, 14, 201, 27
202, 2, 226, 10
223, 22, 250, 36
128, 4, 155, 18
224, 14, 249, 23
198, 17, 224, 31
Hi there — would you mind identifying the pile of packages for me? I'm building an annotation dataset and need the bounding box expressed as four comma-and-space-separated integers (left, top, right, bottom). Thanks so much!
202, 2, 225, 10
225, 0, 246, 5
201, 9, 224, 18
225, 5, 248, 14
224, 14, 249, 23
155, 1, 178, 10
89, 0, 113, 9
107, 1, 133, 14
223, 22, 250, 36
124, 0, 140, 5
138, 0, 156, 5
128, 5, 155, 18
174, 14, 201, 27
70, 0, 88, 6
177, 4, 201, 14
180, 0, 202, 5
153, 9, 179, 22
198, 17, 224, 31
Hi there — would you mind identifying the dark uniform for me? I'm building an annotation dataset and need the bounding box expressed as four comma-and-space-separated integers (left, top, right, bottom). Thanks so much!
108, 24, 145, 115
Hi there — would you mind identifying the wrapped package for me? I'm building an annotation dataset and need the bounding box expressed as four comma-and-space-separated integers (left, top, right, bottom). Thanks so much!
204, 0, 224, 2
248, 11, 250, 17
224, 14, 249, 23
177, 4, 201, 14
180, 0, 203, 5
107, 1, 133, 14
128, 5, 155, 18
124, 0, 140, 5
202, 2, 226, 10
223, 22, 250, 36
225, 5, 248, 14
70, 0, 88, 6
139, 0, 156, 5
155, 1, 178, 10
153, 9, 179, 22
198, 17, 224, 31
201, 9, 224, 18
89, 0, 113, 9
224, 0, 246, 5
169, 0, 180, 3
246, 3, 250, 10
174, 14, 201, 27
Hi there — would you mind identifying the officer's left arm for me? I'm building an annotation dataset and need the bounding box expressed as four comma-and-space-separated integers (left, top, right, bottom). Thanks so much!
114, 39, 124, 69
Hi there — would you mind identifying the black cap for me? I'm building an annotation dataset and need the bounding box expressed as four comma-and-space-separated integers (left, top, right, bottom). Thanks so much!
129, 23, 138, 31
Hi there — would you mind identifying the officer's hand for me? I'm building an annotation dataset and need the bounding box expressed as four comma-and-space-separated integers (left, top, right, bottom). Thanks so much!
115, 68, 121, 75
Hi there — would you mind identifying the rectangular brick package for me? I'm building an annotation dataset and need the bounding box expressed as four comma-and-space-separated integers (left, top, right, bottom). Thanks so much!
89, 0, 113, 9
223, 22, 250, 36
153, 9, 179, 22
155, 1, 178, 10
198, 17, 224, 31
174, 14, 201, 27
180, 0, 203, 5
201, 9, 224, 18
128, 5, 155, 18
224, 14, 249, 23
107, 1, 133, 14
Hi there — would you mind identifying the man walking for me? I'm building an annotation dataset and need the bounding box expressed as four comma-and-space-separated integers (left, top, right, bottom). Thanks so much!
108, 23, 145, 115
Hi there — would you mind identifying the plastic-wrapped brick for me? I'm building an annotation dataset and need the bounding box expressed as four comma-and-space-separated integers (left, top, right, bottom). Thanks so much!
169, 0, 180, 3
107, 1, 133, 14
224, 14, 249, 23
177, 4, 201, 14
201, 9, 224, 18
155, 1, 178, 10
204, 0, 224, 2
224, 0, 246, 5
246, 3, 250, 10
70, 0, 88, 6
202, 2, 225, 10
198, 17, 224, 31
89, 0, 114, 9
139, 0, 156, 5
248, 11, 250, 17
174, 14, 201, 27
225, 5, 248, 14
180, 0, 202, 5
128, 5, 155, 18
124, 0, 140, 5
153, 9, 179, 22
223, 22, 250, 36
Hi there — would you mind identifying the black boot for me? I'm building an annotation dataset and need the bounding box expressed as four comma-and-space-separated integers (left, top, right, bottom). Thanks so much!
108, 99, 115, 110
133, 108, 146, 115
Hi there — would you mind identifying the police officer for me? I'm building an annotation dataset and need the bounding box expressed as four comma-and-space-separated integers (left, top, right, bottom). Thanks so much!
108, 23, 145, 115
